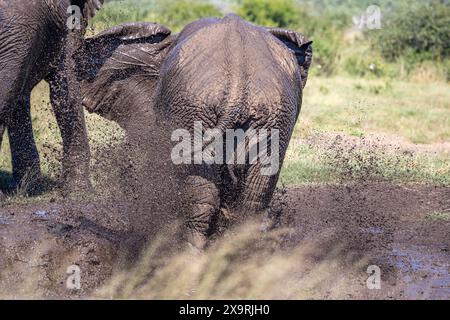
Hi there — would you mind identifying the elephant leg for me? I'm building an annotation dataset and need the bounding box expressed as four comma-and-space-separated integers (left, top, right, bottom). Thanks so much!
185, 173, 220, 249
7, 95, 41, 188
48, 69, 91, 193
0, 123, 5, 195
228, 161, 280, 224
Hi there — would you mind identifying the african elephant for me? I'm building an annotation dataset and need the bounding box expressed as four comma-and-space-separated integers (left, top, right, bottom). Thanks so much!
78, 15, 313, 247
0, 0, 104, 192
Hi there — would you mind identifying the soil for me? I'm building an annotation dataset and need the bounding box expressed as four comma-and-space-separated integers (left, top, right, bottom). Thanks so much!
284, 183, 450, 299
0, 183, 448, 299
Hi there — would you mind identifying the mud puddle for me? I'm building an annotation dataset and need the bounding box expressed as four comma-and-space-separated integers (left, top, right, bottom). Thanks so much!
390, 244, 450, 299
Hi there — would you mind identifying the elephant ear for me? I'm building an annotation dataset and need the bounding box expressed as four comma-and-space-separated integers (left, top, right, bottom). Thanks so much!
76, 22, 172, 119
267, 28, 313, 88
71, 0, 104, 22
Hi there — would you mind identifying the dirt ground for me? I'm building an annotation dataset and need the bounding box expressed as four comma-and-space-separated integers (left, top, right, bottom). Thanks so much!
284, 183, 450, 299
0, 182, 448, 299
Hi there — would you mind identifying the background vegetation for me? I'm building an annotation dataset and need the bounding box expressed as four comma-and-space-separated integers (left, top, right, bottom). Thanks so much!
93, 0, 450, 80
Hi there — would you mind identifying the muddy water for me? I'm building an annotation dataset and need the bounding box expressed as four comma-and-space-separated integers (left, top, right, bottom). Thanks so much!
359, 225, 450, 299
390, 244, 450, 299
286, 183, 450, 299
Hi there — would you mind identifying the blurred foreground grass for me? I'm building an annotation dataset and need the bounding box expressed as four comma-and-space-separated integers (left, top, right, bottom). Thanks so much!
96, 223, 368, 299
0, 221, 370, 299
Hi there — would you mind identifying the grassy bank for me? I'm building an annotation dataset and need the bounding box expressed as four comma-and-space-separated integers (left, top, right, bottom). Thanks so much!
279, 76, 450, 186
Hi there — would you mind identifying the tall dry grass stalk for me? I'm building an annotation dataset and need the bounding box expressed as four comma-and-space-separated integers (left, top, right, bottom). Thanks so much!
96, 222, 369, 300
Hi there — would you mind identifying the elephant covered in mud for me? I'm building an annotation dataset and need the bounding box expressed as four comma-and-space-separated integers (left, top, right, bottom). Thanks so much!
78, 15, 313, 247
0, 0, 104, 192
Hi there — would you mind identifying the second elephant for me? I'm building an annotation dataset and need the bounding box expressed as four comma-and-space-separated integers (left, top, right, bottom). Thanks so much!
0, 0, 104, 191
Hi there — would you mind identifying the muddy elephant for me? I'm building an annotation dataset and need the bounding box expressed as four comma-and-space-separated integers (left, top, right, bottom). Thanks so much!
78, 15, 313, 247
0, 0, 104, 192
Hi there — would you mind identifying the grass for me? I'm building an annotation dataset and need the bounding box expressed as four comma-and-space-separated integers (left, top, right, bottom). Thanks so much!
296, 77, 450, 144
278, 76, 450, 187
427, 212, 450, 222
0, 81, 124, 194
0, 221, 369, 299
280, 136, 450, 186
95, 222, 368, 299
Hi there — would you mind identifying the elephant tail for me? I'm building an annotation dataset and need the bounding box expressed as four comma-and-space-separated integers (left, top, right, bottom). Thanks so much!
190, 108, 249, 185
191, 106, 245, 158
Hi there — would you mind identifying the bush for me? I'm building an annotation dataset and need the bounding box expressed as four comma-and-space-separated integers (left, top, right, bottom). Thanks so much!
340, 43, 399, 79
93, 0, 222, 32
306, 19, 343, 76
150, 0, 223, 32
92, 0, 154, 27
235, 0, 304, 28
371, 1, 450, 62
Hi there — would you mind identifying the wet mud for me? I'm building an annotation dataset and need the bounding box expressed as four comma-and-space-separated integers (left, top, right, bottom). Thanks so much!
0, 182, 448, 299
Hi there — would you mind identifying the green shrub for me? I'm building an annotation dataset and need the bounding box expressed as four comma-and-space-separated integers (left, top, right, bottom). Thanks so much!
92, 0, 154, 26
235, 0, 304, 28
149, 0, 223, 32
370, 1, 450, 62
307, 22, 342, 76
93, 0, 222, 32
341, 47, 398, 79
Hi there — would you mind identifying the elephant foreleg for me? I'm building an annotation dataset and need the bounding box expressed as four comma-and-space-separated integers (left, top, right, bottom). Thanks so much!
7, 95, 41, 188
48, 73, 91, 193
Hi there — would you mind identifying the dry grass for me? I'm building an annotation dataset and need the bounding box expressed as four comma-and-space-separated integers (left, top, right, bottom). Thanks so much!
0, 221, 371, 299
96, 223, 369, 300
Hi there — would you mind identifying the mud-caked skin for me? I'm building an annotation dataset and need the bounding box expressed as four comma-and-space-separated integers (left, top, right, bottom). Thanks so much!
0, 0, 103, 192
79, 15, 313, 247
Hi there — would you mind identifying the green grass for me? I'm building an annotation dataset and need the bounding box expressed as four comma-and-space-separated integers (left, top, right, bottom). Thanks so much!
0, 81, 124, 194
280, 144, 334, 185
278, 76, 450, 187
427, 212, 450, 221
280, 138, 450, 186
296, 77, 450, 144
